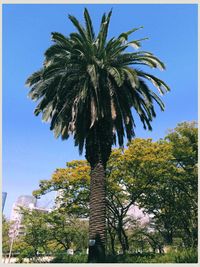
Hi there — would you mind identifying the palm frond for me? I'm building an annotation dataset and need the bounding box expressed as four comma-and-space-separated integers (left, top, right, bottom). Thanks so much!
118, 26, 143, 42
68, 14, 88, 43
26, 9, 170, 154
51, 32, 72, 49
25, 70, 43, 87
84, 8, 95, 41
97, 9, 112, 52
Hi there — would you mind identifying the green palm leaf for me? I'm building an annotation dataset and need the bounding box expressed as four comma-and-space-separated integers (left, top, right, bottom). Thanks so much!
84, 8, 95, 41
26, 8, 170, 152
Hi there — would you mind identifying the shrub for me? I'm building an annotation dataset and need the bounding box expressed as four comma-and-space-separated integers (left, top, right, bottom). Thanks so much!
150, 248, 198, 263
50, 249, 198, 263
106, 253, 156, 263
51, 253, 87, 263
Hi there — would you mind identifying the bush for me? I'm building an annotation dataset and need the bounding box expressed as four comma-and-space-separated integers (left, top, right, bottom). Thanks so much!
50, 249, 198, 263
106, 249, 198, 263
51, 253, 87, 263
150, 248, 198, 263
106, 253, 156, 263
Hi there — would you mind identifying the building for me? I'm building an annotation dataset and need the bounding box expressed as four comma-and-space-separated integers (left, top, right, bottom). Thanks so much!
10, 195, 50, 238
2, 192, 7, 211
10, 195, 36, 220
55, 189, 65, 209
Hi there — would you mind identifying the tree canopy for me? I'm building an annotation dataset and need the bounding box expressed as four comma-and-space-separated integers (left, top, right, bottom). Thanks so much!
32, 121, 197, 253
26, 8, 169, 157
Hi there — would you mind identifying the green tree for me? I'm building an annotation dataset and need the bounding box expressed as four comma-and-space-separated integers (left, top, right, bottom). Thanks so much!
20, 208, 50, 262
26, 9, 169, 261
33, 139, 173, 255
32, 123, 197, 257
2, 216, 11, 259
16, 208, 88, 263
45, 210, 88, 253
33, 156, 148, 255
13, 239, 36, 264
138, 122, 198, 248
165, 121, 198, 247
33, 160, 90, 218
106, 138, 174, 254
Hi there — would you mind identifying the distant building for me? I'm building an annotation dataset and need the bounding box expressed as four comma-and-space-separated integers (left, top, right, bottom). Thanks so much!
10, 195, 36, 223
2, 192, 7, 211
55, 189, 65, 209
10, 195, 50, 238
15, 195, 36, 207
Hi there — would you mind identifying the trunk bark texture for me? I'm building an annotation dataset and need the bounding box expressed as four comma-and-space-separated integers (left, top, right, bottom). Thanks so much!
88, 162, 106, 262
86, 121, 113, 263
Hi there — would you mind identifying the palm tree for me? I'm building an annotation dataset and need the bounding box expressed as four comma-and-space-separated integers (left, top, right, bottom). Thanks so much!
26, 9, 169, 262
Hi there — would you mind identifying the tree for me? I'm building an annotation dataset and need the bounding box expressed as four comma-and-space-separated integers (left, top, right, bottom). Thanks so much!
2, 216, 11, 259
137, 122, 198, 248
45, 210, 88, 253
165, 121, 198, 247
26, 9, 169, 261
33, 139, 173, 255
106, 138, 174, 254
20, 208, 50, 262
33, 154, 151, 255
32, 123, 197, 257
12, 207, 88, 263
33, 160, 90, 218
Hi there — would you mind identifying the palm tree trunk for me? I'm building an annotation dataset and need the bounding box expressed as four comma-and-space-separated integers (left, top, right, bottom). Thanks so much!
88, 161, 106, 263
86, 121, 112, 263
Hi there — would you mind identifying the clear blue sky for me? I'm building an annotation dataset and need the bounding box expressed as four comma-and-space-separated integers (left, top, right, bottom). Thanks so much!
3, 4, 198, 218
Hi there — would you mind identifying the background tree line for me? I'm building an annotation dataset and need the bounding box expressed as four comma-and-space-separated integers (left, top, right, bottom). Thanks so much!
3, 121, 197, 263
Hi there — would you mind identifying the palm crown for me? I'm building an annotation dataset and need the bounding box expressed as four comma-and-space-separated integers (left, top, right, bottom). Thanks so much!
26, 8, 170, 155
